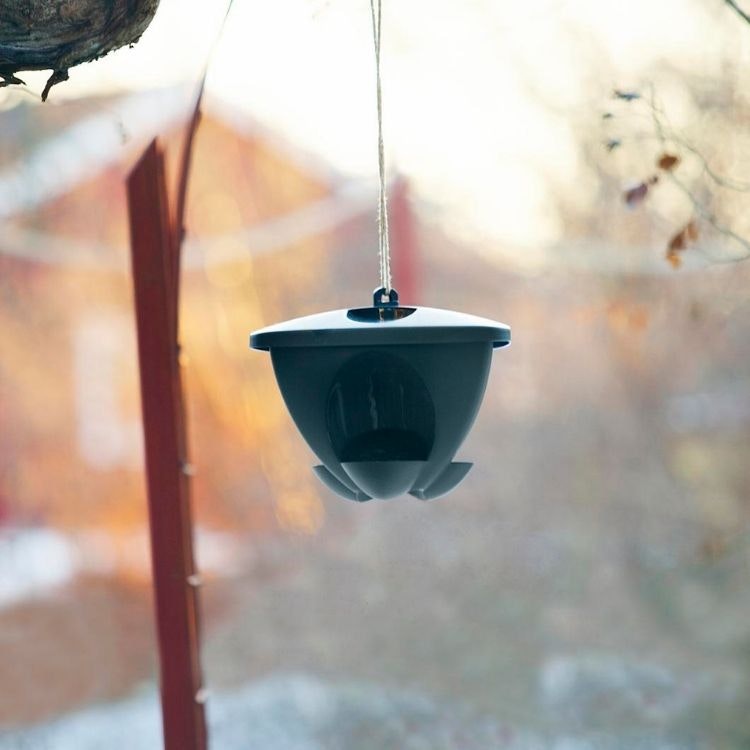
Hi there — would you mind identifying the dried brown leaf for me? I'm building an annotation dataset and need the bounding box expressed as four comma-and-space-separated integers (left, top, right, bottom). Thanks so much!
613, 89, 640, 101
668, 229, 687, 252
666, 248, 683, 269
624, 182, 649, 207
657, 153, 680, 171
665, 219, 698, 269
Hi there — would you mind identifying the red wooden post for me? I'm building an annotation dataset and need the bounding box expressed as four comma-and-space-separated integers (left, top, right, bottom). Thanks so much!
127, 140, 207, 750
390, 176, 419, 305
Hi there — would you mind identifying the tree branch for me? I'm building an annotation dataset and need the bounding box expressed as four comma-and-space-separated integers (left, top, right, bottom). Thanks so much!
645, 87, 750, 263
725, 0, 750, 26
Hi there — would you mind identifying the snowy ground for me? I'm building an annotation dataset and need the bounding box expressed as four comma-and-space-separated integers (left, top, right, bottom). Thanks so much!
1, 515, 743, 748
0, 528, 76, 608
0, 674, 694, 750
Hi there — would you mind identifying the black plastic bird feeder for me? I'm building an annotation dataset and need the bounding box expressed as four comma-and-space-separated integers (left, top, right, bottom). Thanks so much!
250, 288, 510, 501
250, 0, 511, 502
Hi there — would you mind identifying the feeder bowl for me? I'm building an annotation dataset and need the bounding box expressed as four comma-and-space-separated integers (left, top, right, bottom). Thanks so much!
250, 289, 510, 501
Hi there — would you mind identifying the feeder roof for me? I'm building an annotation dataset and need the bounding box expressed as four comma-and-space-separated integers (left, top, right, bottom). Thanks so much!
250, 305, 510, 350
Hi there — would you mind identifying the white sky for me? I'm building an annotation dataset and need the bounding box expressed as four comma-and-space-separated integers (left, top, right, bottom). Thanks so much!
10, 0, 749, 266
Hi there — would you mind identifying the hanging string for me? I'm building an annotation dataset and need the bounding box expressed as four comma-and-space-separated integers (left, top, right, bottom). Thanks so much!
369, 0, 392, 296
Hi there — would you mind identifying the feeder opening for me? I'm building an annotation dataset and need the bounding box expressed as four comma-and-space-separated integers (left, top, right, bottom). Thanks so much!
346, 306, 416, 323
326, 352, 435, 462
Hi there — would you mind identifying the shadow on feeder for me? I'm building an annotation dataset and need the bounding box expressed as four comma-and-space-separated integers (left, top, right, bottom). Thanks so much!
250, 289, 510, 501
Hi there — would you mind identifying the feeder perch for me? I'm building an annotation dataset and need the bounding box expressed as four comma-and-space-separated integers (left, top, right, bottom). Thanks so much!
250, 289, 510, 501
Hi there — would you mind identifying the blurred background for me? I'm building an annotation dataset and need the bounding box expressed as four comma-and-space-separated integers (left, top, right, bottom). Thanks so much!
1, 0, 750, 747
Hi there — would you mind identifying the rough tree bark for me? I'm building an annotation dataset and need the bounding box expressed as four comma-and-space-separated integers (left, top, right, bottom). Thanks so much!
0, 0, 159, 100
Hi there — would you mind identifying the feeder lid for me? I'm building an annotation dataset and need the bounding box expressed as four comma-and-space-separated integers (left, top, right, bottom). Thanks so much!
250, 288, 510, 351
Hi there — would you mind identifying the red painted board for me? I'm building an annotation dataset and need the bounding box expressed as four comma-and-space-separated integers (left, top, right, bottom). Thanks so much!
127, 140, 207, 750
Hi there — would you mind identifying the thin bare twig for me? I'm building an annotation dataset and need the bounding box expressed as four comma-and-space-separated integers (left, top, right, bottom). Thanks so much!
646, 87, 750, 262
725, 0, 750, 26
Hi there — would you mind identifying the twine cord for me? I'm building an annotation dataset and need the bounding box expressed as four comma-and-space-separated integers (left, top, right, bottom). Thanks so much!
369, 0, 391, 297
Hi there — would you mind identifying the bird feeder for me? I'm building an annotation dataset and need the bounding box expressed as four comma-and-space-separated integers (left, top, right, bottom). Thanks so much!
250, 288, 510, 501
